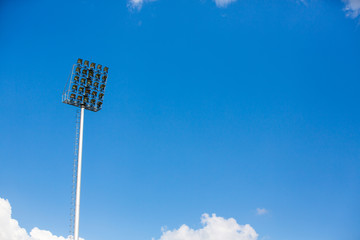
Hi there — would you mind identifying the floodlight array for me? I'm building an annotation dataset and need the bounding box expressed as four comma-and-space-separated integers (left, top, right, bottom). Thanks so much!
63, 58, 109, 112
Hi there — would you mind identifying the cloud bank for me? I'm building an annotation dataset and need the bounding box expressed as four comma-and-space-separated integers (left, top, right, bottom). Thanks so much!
2, 197, 257, 240
342, 0, 360, 18
158, 213, 258, 240
0, 197, 74, 240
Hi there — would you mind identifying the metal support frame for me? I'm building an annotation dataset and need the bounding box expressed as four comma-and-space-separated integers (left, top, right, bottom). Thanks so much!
74, 107, 84, 240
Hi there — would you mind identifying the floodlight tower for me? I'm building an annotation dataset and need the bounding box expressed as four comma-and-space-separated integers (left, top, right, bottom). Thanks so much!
62, 58, 109, 240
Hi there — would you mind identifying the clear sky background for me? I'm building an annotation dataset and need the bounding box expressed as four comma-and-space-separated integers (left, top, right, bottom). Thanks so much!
1, 0, 360, 240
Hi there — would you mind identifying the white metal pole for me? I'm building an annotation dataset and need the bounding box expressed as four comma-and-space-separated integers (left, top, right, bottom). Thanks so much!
74, 107, 85, 240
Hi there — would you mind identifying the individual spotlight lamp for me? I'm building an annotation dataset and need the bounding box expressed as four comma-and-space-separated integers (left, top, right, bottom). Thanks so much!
62, 58, 109, 240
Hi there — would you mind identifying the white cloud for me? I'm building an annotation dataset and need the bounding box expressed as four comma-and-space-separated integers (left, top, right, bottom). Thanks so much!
0, 197, 79, 240
30, 228, 68, 240
127, 0, 360, 18
128, 0, 156, 10
256, 208, 268, 216
342, 0, 360, 18
158, 213, 258, 240
2, 197, 259, 240
214, 0, 237, 8
128, 0, 237, 10
128, 0, 144, 10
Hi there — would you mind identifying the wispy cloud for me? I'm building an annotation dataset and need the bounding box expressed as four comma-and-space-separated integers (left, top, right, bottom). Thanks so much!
128, 0, 156, 10
127, 0, 360, 19
128, 0, 144, 10
158, 213, 258, 240
342, 0, 360, 18
256, 208, 268, 216
128, 0, 237, 10
214, 0, 237, 8
0, 197, 82, 240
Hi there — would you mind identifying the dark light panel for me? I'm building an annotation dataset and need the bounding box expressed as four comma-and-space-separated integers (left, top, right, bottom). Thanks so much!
62, 58, 109, 112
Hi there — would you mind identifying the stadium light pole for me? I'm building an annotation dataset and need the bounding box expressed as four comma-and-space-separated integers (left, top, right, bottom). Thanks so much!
74, 106, 84, 240
62, 58, 109, 240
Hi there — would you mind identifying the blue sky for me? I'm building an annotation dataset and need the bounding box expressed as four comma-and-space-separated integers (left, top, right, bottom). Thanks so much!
0, 0, 360, 240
